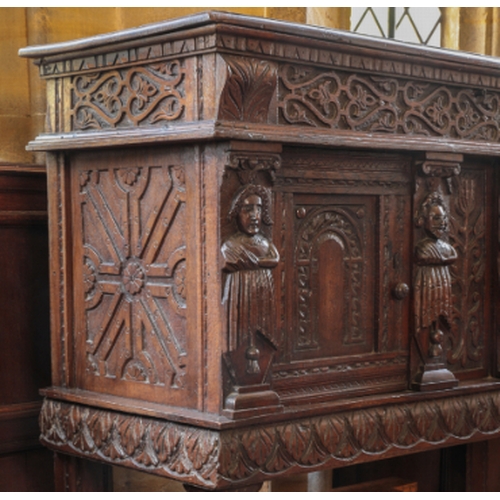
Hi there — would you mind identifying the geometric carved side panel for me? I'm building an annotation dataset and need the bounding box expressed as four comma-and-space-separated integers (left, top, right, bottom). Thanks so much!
77, 163, 187, 390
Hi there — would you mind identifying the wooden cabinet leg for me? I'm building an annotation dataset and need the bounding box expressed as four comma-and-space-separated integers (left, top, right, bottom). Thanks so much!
54, 453, 112, 492
466, 438, 500, 492
307, 470, 332, 491
183, 483, 263, 492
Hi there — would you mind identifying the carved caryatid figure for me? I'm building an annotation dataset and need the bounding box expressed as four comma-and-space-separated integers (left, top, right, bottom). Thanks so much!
222, 184, 280, 356
414, 192, 458, 360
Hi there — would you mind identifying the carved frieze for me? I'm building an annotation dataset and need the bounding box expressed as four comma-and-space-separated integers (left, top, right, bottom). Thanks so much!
217, 34, 500, 91
220, 389, 500, 483
79, 164, 187, 389
40, 398, 219, 488
70, 61, 186, 131
278, 64, 500, 142
40, 390, 500, 488
37, 26, 500, 97
39, 34, 216, 77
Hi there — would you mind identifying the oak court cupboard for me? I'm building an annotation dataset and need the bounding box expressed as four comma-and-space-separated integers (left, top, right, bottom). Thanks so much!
19, 11, 500, 491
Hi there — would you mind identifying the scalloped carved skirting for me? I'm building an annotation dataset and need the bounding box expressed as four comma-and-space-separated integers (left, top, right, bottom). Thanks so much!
40, 391, 500, 489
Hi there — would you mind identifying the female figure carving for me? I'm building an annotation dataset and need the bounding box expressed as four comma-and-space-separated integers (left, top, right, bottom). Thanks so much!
221, 184, 280, 355
414, 192, 457, 359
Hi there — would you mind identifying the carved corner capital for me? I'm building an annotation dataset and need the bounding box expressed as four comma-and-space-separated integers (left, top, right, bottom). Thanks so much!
226, 145, 282, 184
419, 152, 463, 178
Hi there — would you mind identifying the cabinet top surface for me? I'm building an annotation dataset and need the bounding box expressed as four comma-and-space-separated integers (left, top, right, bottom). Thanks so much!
18, 10, 500, 72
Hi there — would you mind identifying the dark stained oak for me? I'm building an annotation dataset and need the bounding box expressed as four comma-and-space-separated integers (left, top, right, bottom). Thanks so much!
19, 11, 500, 491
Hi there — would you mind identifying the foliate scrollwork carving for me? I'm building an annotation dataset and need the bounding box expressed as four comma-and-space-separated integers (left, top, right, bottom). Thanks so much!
218, 390, 500, 484
278, 64, 500, 143
448, 174, 486, 369
70, 61, 185, 130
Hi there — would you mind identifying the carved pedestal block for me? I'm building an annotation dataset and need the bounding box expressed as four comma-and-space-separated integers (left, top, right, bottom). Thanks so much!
20, 11, 500, 491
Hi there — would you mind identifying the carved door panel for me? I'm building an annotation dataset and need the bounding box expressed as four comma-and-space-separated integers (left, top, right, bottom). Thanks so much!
291, 193, 377, 359
70, 147, 197, 408
273, 149, 412, 403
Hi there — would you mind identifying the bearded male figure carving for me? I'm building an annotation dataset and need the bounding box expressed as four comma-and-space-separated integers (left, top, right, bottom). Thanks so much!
221, 184, 280, 357
414, 192, 458, 359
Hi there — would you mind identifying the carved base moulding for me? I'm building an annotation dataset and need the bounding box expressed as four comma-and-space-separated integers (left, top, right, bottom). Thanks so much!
41, 389, 500, 490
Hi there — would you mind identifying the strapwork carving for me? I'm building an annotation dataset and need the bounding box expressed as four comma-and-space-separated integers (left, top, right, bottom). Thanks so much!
71, 61, 185, 130
279, 64, 500, 142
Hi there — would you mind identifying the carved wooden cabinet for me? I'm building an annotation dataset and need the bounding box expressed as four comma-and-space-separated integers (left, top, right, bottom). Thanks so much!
20, 12, 500, 491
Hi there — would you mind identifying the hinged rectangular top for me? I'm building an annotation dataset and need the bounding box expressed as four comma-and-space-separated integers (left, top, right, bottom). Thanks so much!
19, 10, 500, 156
18, 10, 500, 74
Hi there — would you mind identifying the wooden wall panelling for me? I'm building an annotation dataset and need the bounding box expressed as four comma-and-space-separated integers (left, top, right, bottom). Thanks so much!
0, 167, 54, 491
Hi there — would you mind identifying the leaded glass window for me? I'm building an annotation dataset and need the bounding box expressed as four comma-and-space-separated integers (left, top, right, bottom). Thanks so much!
351, 7, 442, 47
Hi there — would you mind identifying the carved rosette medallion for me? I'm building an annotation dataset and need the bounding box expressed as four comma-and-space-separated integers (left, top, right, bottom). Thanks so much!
122, 259, 146, 297
79, 164, 188, 388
